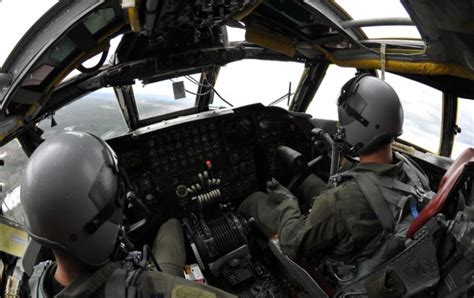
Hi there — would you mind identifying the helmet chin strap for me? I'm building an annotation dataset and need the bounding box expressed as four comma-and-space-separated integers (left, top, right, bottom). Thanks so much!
336, 127, 362, 162
348, 143, 363, 157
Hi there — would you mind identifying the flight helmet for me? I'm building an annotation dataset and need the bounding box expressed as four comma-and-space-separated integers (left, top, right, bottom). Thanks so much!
337, 74, 404, 156
21, 131, 125, 266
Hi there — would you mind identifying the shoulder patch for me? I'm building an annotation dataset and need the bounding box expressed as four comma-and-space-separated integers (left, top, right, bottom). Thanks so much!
172, 286, 217, 298
329, 171, 354, 187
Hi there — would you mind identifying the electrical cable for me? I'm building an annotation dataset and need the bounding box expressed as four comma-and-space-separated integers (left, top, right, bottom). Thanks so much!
172, 74, 234, 107
185, 75, 212, 88
184, 76, 234, 107
211, 87, 233, 107
77, 48, 109, 73
184, 88, 212, 96
143, 244, 162, 272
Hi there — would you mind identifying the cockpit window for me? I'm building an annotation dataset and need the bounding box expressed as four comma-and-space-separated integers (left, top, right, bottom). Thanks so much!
0, 140, 27, 223
307, 68, 443, 154
452, 97, 474, 158
49, 37, 77, 62
39, 88, 128, 140
335, 0, 422, 39
212, 60, 304, 108
383, 72, 442, 153
0, 0, 57, 67
83, 8, 117, 35
306, 65, 358, 121
133, 74, 200, 120
227, 26, 246, 42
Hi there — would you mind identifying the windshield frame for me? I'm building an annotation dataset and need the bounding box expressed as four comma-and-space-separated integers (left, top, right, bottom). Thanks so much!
291, 61, 467, 158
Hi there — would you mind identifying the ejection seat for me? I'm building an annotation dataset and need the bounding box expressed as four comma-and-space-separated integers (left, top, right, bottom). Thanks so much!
335, 147, 474, 297
269, 148, 474, 297
406, 147, 474, 238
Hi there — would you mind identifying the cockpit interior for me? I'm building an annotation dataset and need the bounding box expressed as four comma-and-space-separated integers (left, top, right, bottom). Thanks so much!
0, 0, 473, 297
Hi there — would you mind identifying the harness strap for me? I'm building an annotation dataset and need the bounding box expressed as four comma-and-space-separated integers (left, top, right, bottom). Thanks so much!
352, 173, 395, 232
354, 157, 433, 206
331, 154, 433, 233
367, 175, 416, 196
105, 268, 127, 298
104, 262, 142, 298
368, 172, 435, 207
29, 261, 51, 298
396, 152, 430, 190
80, 262, 121, 297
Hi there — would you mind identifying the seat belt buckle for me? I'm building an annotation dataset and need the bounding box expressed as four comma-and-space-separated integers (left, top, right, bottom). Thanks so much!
415, 186, 435, 204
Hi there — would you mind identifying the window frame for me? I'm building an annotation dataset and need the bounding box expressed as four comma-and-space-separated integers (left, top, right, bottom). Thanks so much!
299, 64, 455, 155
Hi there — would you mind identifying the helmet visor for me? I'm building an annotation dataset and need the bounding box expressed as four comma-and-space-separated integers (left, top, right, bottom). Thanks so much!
338, 94, 369, 127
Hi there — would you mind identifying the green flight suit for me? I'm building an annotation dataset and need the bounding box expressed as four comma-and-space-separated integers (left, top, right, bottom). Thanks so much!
153, 218, 186, 277
239, 157, 413, 263
29, 218, 236, 297
30, 261, 236, 298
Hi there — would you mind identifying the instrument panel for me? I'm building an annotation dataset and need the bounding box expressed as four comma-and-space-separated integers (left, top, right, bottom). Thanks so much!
106, 104, 320, 295
107, 104, 313, 222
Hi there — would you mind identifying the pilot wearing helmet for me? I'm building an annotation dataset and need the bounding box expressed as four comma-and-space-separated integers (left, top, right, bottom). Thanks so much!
239, 75, 433, 282
20, 132, 235, 297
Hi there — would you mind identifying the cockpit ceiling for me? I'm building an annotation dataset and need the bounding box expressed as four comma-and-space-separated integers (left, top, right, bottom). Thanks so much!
246, 0, 474, 81
0, 0, 474, 145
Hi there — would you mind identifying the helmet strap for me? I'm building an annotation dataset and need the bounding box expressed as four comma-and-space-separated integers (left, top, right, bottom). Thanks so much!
337, 73, 372, 127
84, 193, 123, 234
336, 128, 363, 158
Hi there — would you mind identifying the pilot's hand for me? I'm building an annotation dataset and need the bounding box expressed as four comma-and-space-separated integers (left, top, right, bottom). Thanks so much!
266, 178, 297, 203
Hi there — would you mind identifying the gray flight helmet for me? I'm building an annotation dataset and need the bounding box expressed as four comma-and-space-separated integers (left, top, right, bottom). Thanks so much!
20, 131, 125, 267
337, 74, 403, 156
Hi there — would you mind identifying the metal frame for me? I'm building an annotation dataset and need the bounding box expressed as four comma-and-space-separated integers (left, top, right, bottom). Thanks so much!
0, 0, 108, 110
341, 18, 414, 29
439, 93, 458, 157
290, 62, 329, 112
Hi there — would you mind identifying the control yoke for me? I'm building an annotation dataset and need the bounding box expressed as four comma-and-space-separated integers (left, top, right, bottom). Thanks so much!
275, 127, 344, 192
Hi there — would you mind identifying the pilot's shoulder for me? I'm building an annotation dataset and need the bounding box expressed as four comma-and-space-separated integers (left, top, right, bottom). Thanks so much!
138, 271, 237, 298
322, 177, 364, 210
326, 176, 359, 198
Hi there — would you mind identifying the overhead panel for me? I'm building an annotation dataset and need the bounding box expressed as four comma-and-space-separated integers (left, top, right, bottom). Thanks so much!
402, 0, 474, 74
245, 23, 297, 57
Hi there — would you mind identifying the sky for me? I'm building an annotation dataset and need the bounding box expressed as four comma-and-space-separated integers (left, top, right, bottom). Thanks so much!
1, 0, 473, 211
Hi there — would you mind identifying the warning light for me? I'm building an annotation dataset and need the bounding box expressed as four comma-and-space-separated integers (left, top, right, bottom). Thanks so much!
205, 160, 213, 170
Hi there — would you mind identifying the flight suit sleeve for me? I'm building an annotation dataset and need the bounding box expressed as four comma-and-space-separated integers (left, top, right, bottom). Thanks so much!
295, 174, 327, 206
275, 190, 350, 259
238, 191, 282, 236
